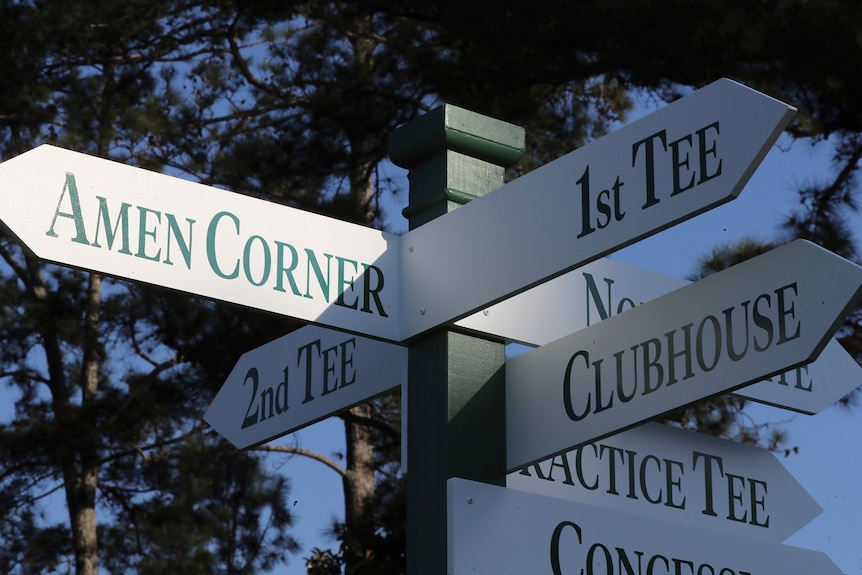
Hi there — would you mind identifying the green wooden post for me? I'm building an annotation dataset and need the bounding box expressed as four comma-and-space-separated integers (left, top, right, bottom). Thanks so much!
389, 105, 525, 574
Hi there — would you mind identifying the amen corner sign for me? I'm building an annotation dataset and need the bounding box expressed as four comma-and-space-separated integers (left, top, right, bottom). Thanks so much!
506, 239, 862, 471
0, 78, 795, 342
0, 144, 402, 341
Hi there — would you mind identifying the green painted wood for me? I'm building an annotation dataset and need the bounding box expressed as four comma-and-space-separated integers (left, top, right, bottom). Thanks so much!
389, 104, 524, 575
390, 104, 525, 228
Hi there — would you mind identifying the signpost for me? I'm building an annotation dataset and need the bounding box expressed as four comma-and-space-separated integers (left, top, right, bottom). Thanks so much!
459, 256, 862, 414
449, 477, 843, 575
507, 422, 821, 542
204, 324, 406, 448
0, 145, 401, 341
1, 79, 848, 574
506, 239, 862, 470
399, 78, 796, 339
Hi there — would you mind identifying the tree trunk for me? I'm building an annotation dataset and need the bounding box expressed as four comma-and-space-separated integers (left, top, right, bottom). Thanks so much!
342, 403, 376, 575
66, 468, 99, 575
65, 272, 103, 575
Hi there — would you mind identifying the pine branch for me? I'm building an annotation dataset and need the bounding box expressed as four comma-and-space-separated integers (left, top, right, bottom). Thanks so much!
251, 444, 346, 477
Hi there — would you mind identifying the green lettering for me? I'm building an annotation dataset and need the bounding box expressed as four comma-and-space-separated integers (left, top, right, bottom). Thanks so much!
91, 196, 132, 254
304, 249, 332, 302
749, 477, 769, 528
339, 339, 356, 388
243, 235, 271, 287
46, 173, 91, 245
696, 121, 722, 184
563, 351, 591, 421
206, 211, 240, 279
361, 263, 388, 317
273, 241, 301, 295
164, 213, 195, 268
775, 283, 801, 344
669, 133, 695, 195
135, 206, 162, 261
550, 521, 582, 575
545, 453, 576, 486
693, 451, 723, 518
335, 256, 359, 309
726, 473, 748, 523
632, 129, 668, 209
583, 272, 613, 325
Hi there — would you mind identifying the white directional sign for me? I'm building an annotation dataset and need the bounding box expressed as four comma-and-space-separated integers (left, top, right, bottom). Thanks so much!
506, 239, 862, 470
204, 324, 406, 448
507, 422, 821, 542
740, 337, 860, 413
457, 256, 689, 345
0, 145, 401, 341
401, 78, 796, 339
460, 257, 862, 414
449, 478, 843, 575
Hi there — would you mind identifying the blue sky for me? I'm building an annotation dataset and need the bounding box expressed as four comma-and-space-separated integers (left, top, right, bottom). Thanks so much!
269, 94, 862, 574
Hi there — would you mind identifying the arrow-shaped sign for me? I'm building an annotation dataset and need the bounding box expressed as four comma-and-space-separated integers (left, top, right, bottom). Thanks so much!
738, 338, 860, 413
0, 145, 401, 341
204, 324, 406, 448
400, 78, 796, 339
0, 79, 794, 345
507, 422, 821, 542
458, 257, 862, 414
506, 239, 862, 471
449, 478, 842, 575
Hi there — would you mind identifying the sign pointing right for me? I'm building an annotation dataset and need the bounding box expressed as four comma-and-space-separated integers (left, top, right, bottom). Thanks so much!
450, 478, 844, 575
458, 256, 861, 415
400, 78, 796, 339
506, 239, 862, 471
507, 422, 821, 543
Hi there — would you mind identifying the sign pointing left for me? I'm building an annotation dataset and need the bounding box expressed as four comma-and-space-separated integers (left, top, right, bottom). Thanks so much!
204, 324, 407, 449
0, 145, 402, 341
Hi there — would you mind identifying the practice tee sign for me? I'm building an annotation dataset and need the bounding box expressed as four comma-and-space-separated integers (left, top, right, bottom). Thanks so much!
506, 240, 862, 470
507, 422, 821, 542
0, 145, 401, 341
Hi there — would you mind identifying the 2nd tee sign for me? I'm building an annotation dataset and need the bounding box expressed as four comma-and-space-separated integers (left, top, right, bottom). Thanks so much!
204, 324, 406, 449
506, 239, 862, 471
